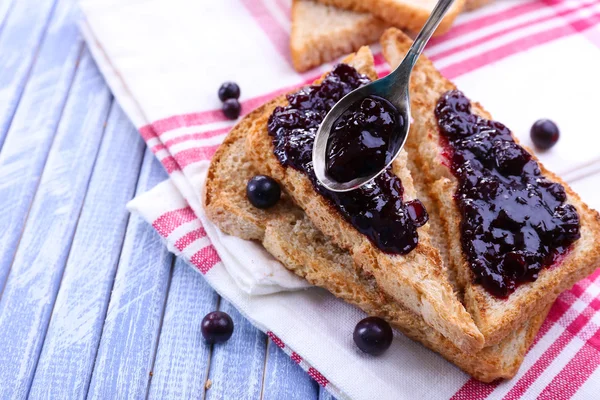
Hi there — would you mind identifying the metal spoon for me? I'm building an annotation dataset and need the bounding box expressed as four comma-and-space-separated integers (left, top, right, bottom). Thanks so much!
312, 0, 456, 192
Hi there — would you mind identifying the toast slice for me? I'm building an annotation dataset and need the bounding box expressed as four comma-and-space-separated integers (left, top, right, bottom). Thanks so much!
243, 47, 484, 353
314, 0, 465, 36
290, 0, 491, 73
291, 0, 390, 72
381, 28, 600, 346
464, 0, 492, 11
203, 84, 550, 381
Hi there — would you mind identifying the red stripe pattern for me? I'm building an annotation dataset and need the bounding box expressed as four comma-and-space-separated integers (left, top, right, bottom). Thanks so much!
537, 331, 600, 399
240, 0, 290, 63
308, 368, 330, 387
151, 206, 195, 237
174, 227, 206, 251
453, 275, 600, 399
265, 331, 330, 388
189, 246, 220, 274
291, 352, 302, 364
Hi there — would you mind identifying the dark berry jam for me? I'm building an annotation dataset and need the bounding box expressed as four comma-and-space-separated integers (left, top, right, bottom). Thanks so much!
435, 90, 580, 298
326, 95, 404, 183
267, 64, 428, 255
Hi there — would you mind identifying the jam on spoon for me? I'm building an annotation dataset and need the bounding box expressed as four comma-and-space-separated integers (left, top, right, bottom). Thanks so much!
326, 95, 405, 184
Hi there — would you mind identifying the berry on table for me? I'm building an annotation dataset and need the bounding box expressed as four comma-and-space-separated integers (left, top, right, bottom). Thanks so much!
201, 311, 234, 344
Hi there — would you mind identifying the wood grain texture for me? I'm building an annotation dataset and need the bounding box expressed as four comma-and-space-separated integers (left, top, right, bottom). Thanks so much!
0, 0, 60, 148
28, 103, 145, 399
262, 339, 319, 400
205, 300, 267, 400
319, 388, 337, 400
0, 49, 111, 398
0, 0, 82, 296
148, 258, 219, 399
0, 0, 16, 36
86, 150, 171, 400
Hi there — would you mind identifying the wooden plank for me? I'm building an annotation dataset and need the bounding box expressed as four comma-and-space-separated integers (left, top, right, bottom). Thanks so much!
147, 258, 219, 399
86, 150, 172, 400
205, 300, 267, 400
262, 339, 319, 400
319, 388, 337, 400
28, 103, 145, 399
0, 0, 16, 36
0, 0, 82, 294
0, 0, 60, 148
0, 49, 112, 398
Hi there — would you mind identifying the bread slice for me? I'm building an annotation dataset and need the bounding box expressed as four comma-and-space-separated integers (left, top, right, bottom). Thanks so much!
381, 27, 600, 346
291, 0, 390, 72
464, 0, 492, 11
290, 0, 491, 72
243, 46, 485, 353
203, 82, 550, 381
314, 0, 465, 36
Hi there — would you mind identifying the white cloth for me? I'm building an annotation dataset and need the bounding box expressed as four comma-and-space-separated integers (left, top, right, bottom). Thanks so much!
80, 0, 600, 398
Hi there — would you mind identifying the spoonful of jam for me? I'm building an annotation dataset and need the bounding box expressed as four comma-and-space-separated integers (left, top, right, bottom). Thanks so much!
312, 0, 456, 192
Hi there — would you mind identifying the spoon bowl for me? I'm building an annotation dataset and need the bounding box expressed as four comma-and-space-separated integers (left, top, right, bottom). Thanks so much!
313, 70, 412, 192
312, 0, 455, 192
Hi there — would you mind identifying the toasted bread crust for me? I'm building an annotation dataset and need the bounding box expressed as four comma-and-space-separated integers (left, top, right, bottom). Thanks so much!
291, 0, 390, 72
243, 47, 484, 353
464, 0, 492, 11
381, 28, 600, 346
204, 92, 549, 382
314, 0, 465, 35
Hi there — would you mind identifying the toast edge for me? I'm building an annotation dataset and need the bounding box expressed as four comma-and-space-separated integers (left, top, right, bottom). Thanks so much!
314, 0, 466, 35
290, 0, 389, 72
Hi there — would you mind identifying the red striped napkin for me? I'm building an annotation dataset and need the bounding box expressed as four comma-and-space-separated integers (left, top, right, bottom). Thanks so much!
80, 0, 600, 398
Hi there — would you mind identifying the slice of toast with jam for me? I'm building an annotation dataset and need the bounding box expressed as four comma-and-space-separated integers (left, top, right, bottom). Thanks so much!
381, 27, 600, 346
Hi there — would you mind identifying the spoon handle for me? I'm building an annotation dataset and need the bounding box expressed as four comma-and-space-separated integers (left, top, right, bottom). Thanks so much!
394, 0, 456, 74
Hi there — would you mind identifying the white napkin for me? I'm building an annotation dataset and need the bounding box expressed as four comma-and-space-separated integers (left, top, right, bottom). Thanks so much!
80, 0, 600, 398
128, 176, 309, 295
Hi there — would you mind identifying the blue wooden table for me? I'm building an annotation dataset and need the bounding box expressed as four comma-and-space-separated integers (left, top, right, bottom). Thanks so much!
0, 1, 335, 398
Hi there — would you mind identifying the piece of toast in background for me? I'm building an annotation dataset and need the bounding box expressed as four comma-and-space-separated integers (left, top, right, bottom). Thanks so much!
290, 0, 493, 72
314, 0, 465, 35
381, 27, 600, 346
203, 67, 550, 382
464, 0, 492, 11
291, 0, 390, 72
244, 47, 485, 353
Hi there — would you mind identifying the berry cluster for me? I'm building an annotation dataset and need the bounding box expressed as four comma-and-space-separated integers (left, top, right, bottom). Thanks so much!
218, 82, 241, 120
